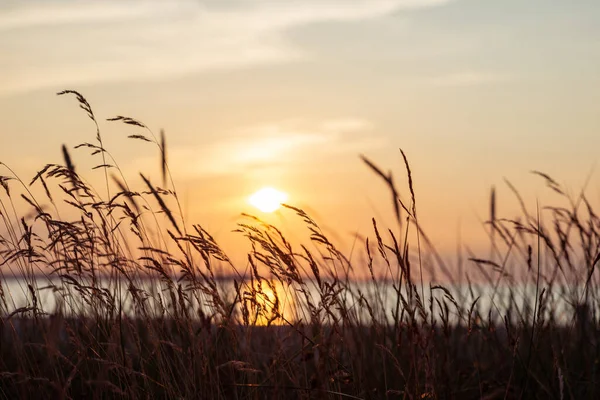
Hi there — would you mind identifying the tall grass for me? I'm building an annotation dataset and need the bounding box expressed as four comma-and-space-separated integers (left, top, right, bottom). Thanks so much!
1, 91, 599, 399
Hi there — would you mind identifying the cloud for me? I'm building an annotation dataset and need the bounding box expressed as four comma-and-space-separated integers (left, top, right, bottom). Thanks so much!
320, 118, 374, 133
122, 118, 382, 178
426, 71, 509, 87
0, 1, 175, 31
0, 0, 452, 96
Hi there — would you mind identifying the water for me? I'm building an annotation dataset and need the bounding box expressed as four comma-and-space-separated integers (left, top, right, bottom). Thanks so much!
0, 275, 593, 326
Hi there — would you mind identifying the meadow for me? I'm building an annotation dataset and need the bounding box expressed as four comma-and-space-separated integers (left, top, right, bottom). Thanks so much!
1, 91, 599, 399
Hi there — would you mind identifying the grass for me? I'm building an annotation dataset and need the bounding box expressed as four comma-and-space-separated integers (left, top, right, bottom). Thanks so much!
1, 90, 600, 399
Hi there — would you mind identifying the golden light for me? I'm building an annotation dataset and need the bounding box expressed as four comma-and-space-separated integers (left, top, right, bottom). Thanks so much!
248, 187, 288, 213
251, 280, 296, 326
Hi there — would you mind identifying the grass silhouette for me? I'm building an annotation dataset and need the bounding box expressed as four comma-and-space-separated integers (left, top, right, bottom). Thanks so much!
0, 91, 599, 399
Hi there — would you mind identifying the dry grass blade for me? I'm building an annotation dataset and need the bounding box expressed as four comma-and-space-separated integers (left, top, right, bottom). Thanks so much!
585, 251, 600, 287
469, 258, 505, 274
360, 154, 405, 222
61, 145, 75, 174
0, 175, 13, 195
57, 90, 96, 122
531, 170, 564, 195
61, 144, 78, 189
490, 186, 496, 229
106, 115, 147, 128
399, 148, 416, 217
504, 178, 531, 222
57, 89, 110, 197
140, 173, 181, 235
160, 129, 167, 188
128, 134, 152, 142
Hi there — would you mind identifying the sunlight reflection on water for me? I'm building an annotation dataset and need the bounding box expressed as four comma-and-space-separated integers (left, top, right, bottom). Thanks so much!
0, 276, 588, 326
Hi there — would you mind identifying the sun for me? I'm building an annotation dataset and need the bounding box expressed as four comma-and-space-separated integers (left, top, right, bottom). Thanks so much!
248, 187, 288, 213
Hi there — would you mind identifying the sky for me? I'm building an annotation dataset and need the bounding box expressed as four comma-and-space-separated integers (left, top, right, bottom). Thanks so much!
1, 0, 600, 267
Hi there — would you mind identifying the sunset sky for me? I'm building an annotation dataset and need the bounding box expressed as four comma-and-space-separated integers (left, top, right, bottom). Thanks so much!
1, 0, 600, 262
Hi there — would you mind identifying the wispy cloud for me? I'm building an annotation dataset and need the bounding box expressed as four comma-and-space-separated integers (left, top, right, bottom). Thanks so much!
0, 0, 452, 96
320, 118, 374, 133
0, 2, 174, 31
123, 118, 382, 178
426, 71, 510, 87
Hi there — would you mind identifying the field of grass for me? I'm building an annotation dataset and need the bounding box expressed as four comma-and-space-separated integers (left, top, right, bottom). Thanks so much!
1, 91, 599, 399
